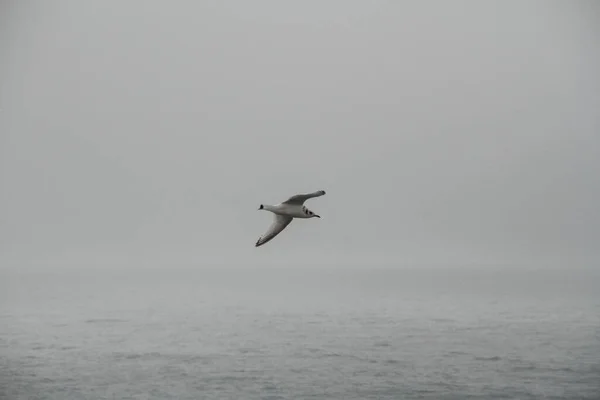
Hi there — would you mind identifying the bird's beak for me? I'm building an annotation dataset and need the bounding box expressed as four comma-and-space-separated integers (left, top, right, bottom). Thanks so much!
315, 215, 321, 218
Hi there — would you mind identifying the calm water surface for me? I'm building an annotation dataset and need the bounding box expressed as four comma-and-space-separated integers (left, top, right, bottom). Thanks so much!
1, 267, 599, 399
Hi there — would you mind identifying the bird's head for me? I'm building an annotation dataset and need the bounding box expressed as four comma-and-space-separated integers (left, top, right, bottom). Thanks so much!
306, 208, 321, 218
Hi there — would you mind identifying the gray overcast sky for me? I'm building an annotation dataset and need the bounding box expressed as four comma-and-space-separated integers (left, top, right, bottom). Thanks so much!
1, 1, 599, 269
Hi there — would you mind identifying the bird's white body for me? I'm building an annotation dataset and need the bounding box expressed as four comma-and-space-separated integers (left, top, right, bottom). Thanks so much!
262, 203, 317, 219
255, 190, 326, 247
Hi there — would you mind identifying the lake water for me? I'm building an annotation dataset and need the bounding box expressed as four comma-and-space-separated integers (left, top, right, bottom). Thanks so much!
1, 266, 599, 399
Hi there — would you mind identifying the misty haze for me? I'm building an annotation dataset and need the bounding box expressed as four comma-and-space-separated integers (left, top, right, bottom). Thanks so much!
1, 1, 599, 399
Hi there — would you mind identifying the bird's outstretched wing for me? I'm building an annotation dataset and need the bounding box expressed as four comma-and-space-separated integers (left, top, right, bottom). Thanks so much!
255, 214, 293, 247
282, 190, 326, 205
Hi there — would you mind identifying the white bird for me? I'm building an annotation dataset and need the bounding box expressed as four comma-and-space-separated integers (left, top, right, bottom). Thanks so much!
255, 190, 326, 247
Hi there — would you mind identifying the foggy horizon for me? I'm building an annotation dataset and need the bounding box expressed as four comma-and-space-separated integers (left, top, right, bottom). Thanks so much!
1, 1, 599, 269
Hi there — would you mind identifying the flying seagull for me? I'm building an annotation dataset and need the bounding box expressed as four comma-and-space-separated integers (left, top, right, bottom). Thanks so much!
255, 190, 326, 247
